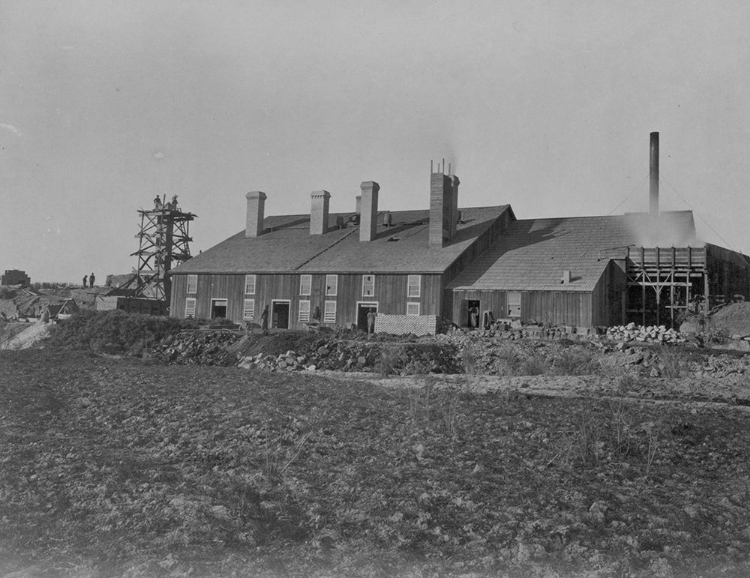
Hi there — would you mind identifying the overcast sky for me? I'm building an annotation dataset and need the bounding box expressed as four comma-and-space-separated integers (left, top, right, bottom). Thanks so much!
2, 0, 749, 284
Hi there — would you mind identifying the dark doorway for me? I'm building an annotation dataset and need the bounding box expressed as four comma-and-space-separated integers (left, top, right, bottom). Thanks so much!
357, 303, 378, 332
467, 299, 480, 328
272, 301, 290, 329
211, 299, 227, 319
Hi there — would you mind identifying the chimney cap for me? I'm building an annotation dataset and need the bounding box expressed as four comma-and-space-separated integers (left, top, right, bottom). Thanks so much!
246, 191, 267, 200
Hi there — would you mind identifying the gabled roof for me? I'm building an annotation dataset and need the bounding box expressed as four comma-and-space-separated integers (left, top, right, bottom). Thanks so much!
447, 211, 698, 292
171, 205, 512, 275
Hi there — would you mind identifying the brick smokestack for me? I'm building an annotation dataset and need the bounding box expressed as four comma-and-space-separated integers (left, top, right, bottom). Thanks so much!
650, 132, 659, 216
359, 181, 379, 242
430, 172, 452, 248
450, 174, 460, 238
310, 190, 331, 235
245, 191, 266, 238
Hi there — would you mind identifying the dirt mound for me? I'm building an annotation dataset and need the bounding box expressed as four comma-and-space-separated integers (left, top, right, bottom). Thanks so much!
709, 302, 750, 337
0, 321, 52, 350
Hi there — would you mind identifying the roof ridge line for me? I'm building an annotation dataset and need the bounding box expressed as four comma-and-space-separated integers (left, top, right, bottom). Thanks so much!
291, 227, 360, 271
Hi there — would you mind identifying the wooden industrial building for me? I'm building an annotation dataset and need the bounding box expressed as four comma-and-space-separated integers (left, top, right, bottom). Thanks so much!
170, 139, 750, 332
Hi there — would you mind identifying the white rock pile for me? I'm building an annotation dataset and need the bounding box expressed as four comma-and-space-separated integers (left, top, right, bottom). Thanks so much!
606, 323, 686, 344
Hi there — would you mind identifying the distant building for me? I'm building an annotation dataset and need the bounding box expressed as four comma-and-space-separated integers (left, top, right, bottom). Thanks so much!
1, 269, 30, 287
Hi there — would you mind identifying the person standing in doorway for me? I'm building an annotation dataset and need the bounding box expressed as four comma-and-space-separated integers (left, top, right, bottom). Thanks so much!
367, 310, 376, 334
469, 304, 479, 328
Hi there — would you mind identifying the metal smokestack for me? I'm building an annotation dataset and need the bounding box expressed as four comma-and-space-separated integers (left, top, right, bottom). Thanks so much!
649, 132, 659, 215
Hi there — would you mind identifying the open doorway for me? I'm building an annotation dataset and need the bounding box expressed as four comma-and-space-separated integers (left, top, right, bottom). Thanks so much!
466, 299, 480, 328
357, 302, 378, 332
211, 299, 228, 319
272, 300, 290, 329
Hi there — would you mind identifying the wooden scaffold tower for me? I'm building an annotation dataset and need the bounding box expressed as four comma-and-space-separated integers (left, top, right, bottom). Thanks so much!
129, 195, 196, 304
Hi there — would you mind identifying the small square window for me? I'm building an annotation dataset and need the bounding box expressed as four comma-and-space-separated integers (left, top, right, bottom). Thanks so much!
406, 302, 420, 316
300, 275, 312, 296
299, 300, 311, 322
325, 275, 338, 296
185, 298, 196, 318
324, 300, 336, 323
407, 275, 421, 298
362, 275, 375, 297
243, 298, 255, 320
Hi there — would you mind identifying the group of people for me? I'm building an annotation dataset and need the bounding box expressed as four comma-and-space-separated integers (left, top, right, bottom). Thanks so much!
82, 273, 95, 288
153, 194, 179, 210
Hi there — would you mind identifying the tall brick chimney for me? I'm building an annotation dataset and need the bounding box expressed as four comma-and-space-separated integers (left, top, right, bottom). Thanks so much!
650, 131, 659, 216
310, 190, 331, 235
429, 172, 453, 248
359, 181, 379, 242
450, 174, 460, 238
245, 191, 266, 238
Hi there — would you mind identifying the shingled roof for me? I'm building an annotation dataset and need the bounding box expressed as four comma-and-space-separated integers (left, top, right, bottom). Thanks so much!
172, 205, 512, 275
447, 211, 698, 292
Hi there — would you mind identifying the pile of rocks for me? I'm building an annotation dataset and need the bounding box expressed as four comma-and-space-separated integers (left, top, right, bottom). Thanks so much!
236, 339, 459, 374
688, 354, 750, 378
237, 341, 382, 373
148, 330, 241, 365
606, 323, 686, 344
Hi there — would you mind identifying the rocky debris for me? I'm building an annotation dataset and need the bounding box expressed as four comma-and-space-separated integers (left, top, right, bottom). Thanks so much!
236, 339, 459, 374
147, 330, 241, 365
142, 322, 750, 381
606, 323, 686, 344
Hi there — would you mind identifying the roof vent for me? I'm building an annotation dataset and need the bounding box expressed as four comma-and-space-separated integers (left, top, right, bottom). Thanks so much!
561, 270, 571, 284
383, 211, 392, 227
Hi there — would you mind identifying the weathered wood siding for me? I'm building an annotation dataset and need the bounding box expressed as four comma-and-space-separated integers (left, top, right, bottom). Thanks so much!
449, 290, 507, 326
592, 259, 627, 327
522, 292, 592, 326
171, 272, 443, 330
450, 289, 597, 327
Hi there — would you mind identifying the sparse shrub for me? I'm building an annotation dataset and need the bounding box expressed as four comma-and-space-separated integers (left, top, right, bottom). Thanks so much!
658, 347, 686, 378
551, 348, 598, 375
519, 355, 549, 376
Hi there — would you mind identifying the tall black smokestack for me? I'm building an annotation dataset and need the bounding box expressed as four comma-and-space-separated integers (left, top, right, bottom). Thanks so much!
650, 132, 659, 215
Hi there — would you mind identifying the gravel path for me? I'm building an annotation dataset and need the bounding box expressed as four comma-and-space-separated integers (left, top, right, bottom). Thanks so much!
318, 370, 750, 412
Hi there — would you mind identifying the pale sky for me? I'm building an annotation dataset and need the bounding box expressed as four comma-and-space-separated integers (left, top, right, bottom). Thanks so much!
2, 0, 749, 284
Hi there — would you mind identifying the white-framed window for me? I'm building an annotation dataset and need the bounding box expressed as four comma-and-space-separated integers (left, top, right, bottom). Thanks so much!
407, 275, 421, 298
324, 300, 336, 323
187, 275, 198, 294
300, 275, 312, 296
406, 302, 420, 316
508, 292, 521, 317
243, 298, 255, 320
185, 298, 196, 318
298, 300, 311, 322
362, 274, 375, 297
244, 274, 256, 295
325, 274, 338, 296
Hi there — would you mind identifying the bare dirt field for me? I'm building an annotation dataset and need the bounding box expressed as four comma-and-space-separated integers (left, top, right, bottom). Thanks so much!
2, 347, 750, 578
